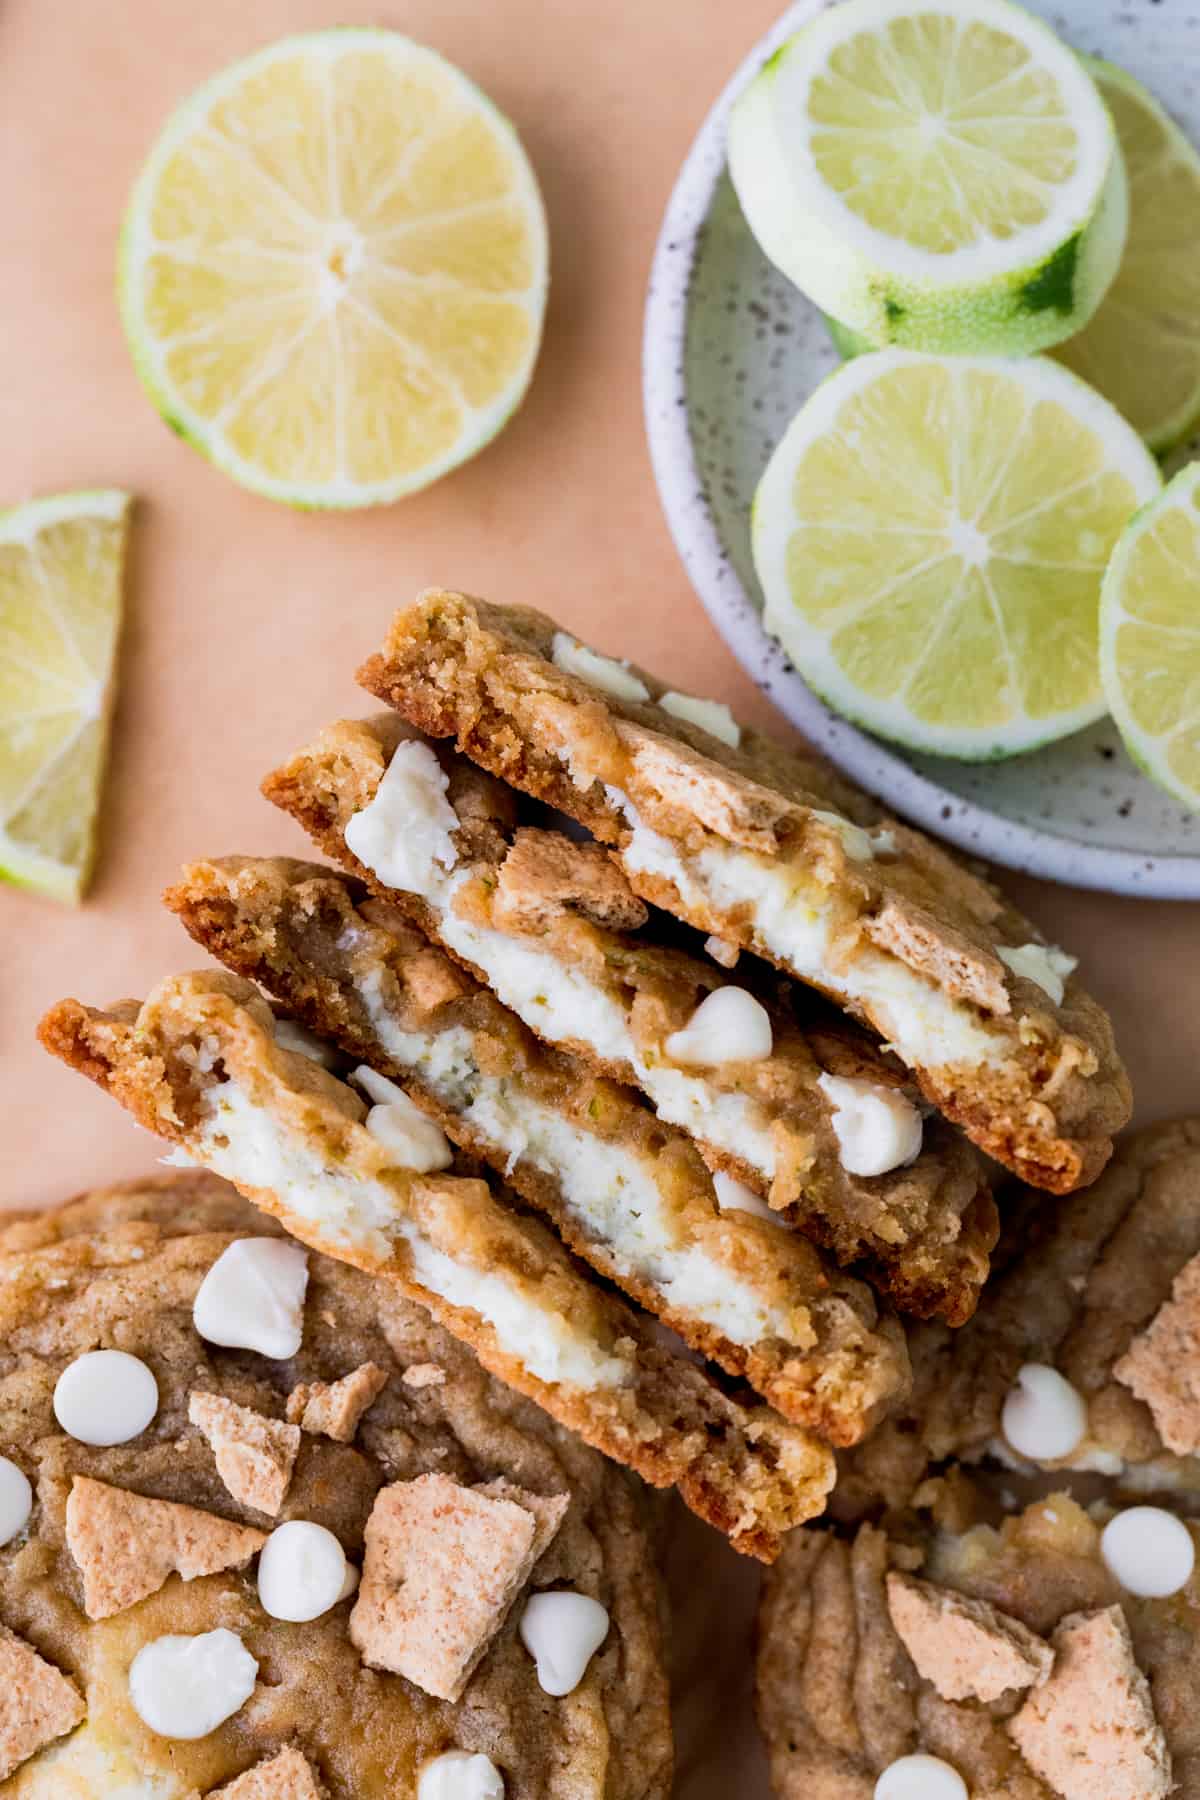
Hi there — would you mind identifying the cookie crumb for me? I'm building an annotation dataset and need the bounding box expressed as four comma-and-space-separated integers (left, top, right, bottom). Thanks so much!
65, 1475, 266, 1620
1008, 1605, 1171, 1800
886, 1571, 1052, 1702
210, 1745, 328, 1798
1114, 1253, 1200, 1454
0, 1625, 85, 1780
189, 1391, 301, 1516
349, 1473, 566, 1700
286, 1363, 389, 1443
492, 829, 648, 932
402, 1363, 446, 1391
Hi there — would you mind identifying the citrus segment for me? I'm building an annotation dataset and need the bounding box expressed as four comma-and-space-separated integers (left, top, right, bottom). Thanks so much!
729, 0, 1126, 354
119, 30, 548, 506
1052, 60, 1200, 453
1100, 463, 1200, 808
0, 491, 131, 903
752, 350, 1160, 758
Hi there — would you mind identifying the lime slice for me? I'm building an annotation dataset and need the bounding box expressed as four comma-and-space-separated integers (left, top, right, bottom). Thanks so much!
1100, 462, 1200, 809
729, 0, 1127, 355
0, 491, 130, 903
118, 30, 548, 508
752, 350, 1160, 759
1050, 60, 1200, 454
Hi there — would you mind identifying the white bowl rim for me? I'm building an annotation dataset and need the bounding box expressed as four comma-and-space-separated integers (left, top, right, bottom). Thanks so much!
641, 0, 1200, 900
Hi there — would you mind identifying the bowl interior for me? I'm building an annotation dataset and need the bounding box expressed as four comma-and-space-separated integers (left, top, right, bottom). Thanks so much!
649, 0, 1200, 895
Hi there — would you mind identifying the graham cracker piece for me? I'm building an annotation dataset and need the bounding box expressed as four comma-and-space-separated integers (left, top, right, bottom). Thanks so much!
286, 1363, 389, 1444
401, 1362, 446, 1389
885, 1571, 1052, 1702
1114, 1252, 1200, 1454
474, 1477, 569, 1558
0, 1625, 85, 1780
865, 899, 1010, 1016
492, 829, 648, 932
210, 1748, 327, 1799
1008, 1606, 1171, 1800
348, 1473, 566, 1699
65, 1475, 266, 1620
189, 1391, 301, 1517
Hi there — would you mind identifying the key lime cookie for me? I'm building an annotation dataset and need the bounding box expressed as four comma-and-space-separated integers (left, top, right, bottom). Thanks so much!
38, 977, 836, 1558
758, 1480, 1194, 1800
164, 854, 913, 1446
840, 1120, 1200, 1521
258, 725, 995, 1325
0, 1172, 671, 1796
356, 590, 1130, 1194
728, 0, 1128, 356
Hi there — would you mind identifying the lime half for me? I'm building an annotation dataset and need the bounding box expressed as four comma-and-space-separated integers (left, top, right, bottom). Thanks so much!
0, 490, 131, 903
1100, 462, 1200, 810
729, 0, 1127, 355
1052, 59, 1200, 455
752, 350, 1160, 759
119, 30, 548, 508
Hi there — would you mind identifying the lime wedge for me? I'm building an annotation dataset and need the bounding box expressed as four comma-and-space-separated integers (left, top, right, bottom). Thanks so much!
729, 0, 1127, 355
752, 350, 1160, 758
1051, 59, 1200, 454
1100, 462, 1200, 809
118, 30, 548, 508
0, 491, 131, 903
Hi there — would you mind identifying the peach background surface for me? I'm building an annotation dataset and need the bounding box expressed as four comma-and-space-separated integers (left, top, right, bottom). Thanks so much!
2, 3, 1197, 1793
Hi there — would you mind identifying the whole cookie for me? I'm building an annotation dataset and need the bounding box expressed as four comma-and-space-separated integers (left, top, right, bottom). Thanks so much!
758, 1479, 1199, 1799
0, 1172, 672, 1798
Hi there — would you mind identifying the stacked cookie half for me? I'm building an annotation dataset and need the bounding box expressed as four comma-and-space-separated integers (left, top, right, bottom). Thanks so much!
34, 592, 1151, 1794
41, 592, 1131, 1558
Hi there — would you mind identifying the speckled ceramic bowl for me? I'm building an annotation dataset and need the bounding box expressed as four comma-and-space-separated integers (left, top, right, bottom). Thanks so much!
643, 0, 1200, 898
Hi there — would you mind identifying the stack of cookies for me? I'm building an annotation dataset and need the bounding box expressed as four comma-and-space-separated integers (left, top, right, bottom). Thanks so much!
29, 590, 1192, 1799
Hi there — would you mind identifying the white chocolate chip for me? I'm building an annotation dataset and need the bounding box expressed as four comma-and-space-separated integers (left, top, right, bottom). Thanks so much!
1001, 1364, 1088, 1462
713, 1171, 781, 1223
519, 1590, 610, 1695
658, 690, 741, 747
875, 1754, 967, 1800
1101, 1507, 1196, 1599
273, 1016, 340, 1068
703, 933, 740, 969
128, 1628, 257, 1740
810, 809, 875, 862
0, 1457, 32, 1546
418, 1750, 506, 1800
664, 988, 773, 1066
345, 739, 461, 901
53, 1351, 158, 1447
257, 1519, 348, 1622
354, 1066, 455, 1172
337, 1559, 360, 1603
551, 632, 650, 704
816, 1074, 923, 1177
998, 943, 1078, 1007
193, 1239, 308, 1360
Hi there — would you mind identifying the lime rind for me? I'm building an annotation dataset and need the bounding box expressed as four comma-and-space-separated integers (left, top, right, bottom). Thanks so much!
729, 0, 1127, 356
1099, 460, 1200, 810
752, 350, 1162, 760
117, 28, 549, 510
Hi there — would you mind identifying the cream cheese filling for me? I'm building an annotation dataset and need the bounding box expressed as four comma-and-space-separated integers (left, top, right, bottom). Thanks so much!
612, 797, 1004, 1075
342, 748, 783, 1178
357, 989, 794, 1349
193, 1081, 630, 1392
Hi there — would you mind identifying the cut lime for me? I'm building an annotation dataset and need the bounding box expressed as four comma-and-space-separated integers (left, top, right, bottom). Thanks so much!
0, 491, 131, 903
1100, 462, 1200, 809
729, 0, 1127, 355
752, 350, 1160, 758
1051, 59, 1200, 455
118, 30, 548, 508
